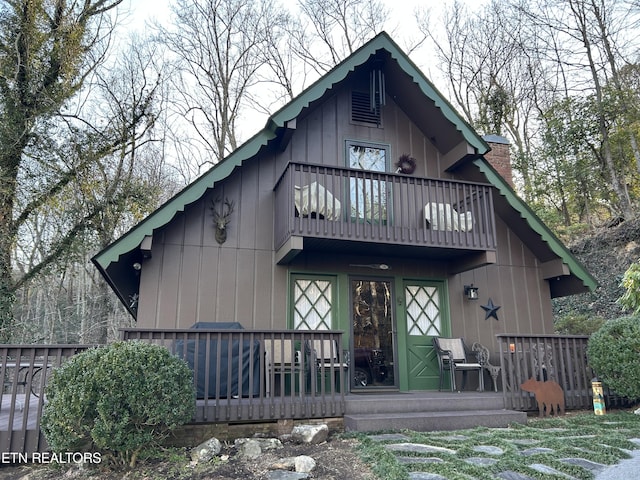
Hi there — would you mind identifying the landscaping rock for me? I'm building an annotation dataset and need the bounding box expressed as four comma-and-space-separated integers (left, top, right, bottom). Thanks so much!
560, 457, 607, 473
396, 456, 444, 464
190, 437, 222, 463
520, 447, 555, 456
385, 443, 456, 455
266, 471, 309, 480
529, 463, 577, 478
235, 437, 283, 458
236, 439, 263, 459
465, 457, 499, 466
234, 437, 282, 459
408, 473, 448, 480
472, 445, 504, 455
270, 455, 316, 473
291, 424, 328, 444
294, 455, 316, 473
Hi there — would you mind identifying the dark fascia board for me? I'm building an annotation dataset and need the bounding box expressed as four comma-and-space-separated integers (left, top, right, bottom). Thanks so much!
92, 31, 489, 275
474, 158, 598, 293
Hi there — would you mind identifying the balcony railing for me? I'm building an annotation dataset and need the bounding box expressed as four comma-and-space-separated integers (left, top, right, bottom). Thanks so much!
120, 329, 347, 423
274, 162, 497, 253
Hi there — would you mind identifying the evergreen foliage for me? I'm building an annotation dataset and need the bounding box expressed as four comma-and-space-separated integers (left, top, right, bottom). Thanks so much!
41, 341, 195, 467
587, 315, 640, 401
617, 261, 640, 314
554, 313, 605, 336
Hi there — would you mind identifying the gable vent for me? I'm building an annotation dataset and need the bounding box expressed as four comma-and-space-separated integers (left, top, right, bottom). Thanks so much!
351, 91, 382, 126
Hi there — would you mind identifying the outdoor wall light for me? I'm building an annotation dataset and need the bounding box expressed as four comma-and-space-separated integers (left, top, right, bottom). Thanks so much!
464, 284, 479, 300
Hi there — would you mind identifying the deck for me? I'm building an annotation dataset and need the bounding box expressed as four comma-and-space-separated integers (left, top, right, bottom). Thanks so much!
1, 394, 41, 430
1, 390, 524, 452
2, 333, 626, 455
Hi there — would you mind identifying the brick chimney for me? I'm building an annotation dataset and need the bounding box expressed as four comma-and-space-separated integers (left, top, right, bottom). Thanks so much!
482, 134, 514, 188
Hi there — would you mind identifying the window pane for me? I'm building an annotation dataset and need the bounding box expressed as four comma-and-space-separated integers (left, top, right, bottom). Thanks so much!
405, 285, 441, 336
348, 145, 386, 172
348, 143, 388, 221
293, 279, 332, 330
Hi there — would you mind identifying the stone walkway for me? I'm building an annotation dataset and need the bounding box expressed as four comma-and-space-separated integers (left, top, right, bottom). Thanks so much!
368, 433, 640, 480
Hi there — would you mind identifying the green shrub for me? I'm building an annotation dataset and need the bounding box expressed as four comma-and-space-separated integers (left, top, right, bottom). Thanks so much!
554, 313, 605, 335
587, 315, 640, 400
618, 261, 640, 314
41, 341, 195, 467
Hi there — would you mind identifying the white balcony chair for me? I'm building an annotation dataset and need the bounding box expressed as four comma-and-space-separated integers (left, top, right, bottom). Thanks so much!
425, 202, 473, 232
294, 182, 342, 220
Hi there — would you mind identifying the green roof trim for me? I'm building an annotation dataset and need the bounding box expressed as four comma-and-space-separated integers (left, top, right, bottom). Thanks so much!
93, 32, 489, 271
378, 34, 489, 155
92, 127, 277, 269
474, 158, 597, 292
265, 32, 489, 155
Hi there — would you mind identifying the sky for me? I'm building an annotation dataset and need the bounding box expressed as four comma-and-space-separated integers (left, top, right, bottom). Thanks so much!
120, 0, 481, 144
127, 0, 440, 25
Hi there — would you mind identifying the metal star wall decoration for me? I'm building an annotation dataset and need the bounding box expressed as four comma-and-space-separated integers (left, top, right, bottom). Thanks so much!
481, 298, 501, 321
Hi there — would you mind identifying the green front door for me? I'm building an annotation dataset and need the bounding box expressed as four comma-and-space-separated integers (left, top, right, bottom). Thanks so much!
402, 281, 449, 390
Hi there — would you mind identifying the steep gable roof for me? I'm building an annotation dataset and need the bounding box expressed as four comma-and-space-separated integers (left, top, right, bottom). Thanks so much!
92, 32, 487, 271
92, 32, 595, 314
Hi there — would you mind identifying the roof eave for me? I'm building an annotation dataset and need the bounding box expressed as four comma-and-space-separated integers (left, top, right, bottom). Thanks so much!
92, 127, 278, 271
92, 32, 498, 306
474, 158, 598, 294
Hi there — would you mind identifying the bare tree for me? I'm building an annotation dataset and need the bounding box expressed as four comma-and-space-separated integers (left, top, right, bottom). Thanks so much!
417, 1, 543, 199
518, 0, 640, 220
421, 0, 640, 227
292, 0, 390, 76
11, 35, 177, 344
157, 0, 291, 174
0, 0, 129, 340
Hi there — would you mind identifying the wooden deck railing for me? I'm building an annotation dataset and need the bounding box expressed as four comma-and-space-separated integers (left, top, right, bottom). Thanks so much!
274, 162, 497, 252
497, 334, 631, 412
120, 329, 347, 423
1, 345, 94, 455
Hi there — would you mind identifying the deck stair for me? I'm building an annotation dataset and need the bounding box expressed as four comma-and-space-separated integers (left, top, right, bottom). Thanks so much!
343, 391, 527, 432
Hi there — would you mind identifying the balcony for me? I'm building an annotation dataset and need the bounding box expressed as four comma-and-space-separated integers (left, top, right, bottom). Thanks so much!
274, 162, 497, 263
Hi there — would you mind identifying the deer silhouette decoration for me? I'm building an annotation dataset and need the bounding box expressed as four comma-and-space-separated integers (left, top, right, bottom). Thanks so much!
211, 197, 235, 244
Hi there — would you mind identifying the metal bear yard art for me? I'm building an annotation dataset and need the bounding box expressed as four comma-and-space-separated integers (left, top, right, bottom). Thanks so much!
520, 377, 565, 417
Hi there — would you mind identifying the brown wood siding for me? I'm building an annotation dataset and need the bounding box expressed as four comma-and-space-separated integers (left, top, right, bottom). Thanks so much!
448, 217, 554, 355
290, 89, 441, 176
137, 80, 553, 340
137, 149, 289, 330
